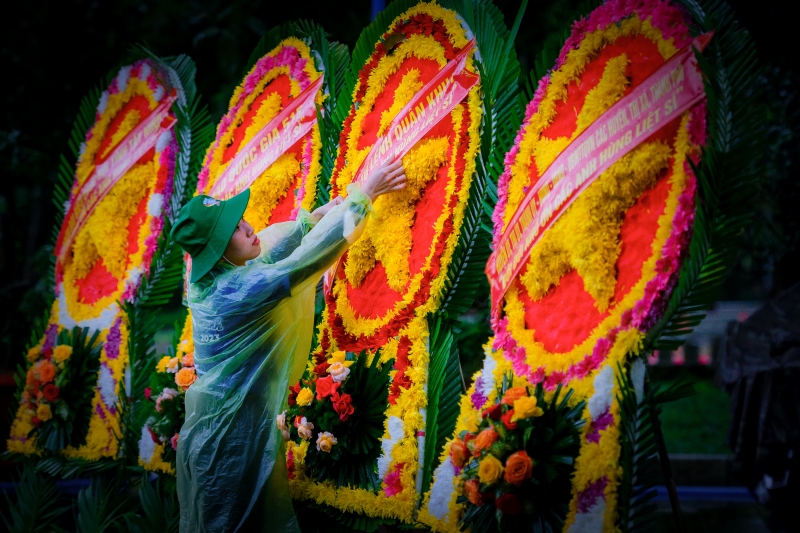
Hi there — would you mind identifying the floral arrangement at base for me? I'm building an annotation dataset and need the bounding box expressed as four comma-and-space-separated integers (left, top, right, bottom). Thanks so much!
283, 350, 392, 487
455, 376, 584, 533
7, 328, 101, 454
138, 313, 195, 474
6, 53, 196, 464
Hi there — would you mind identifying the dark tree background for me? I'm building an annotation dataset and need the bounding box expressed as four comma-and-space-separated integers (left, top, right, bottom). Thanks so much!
1, 0, 798, 371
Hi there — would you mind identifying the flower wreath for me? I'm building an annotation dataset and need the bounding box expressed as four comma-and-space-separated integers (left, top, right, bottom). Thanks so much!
195, 35, 325, 223
288, 0, 492, 523
420, 0, 719, 530
139, 25, 340, 474
8, 57, 188, 462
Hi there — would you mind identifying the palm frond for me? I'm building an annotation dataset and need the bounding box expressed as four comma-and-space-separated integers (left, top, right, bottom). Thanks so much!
438, 0, 525, 319
616, 360, 695, 532
2, 466, 70, 533
295, 499, 398, 532
421, 316, 463, 494
123, 475, 180, 533
34, 455, 118, 479
117, 302, 160, 467
646, 0, 763, 350
73, 475, 133, 533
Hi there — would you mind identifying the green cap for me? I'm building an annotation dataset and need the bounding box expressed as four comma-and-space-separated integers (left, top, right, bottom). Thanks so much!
171, 189, 251, 283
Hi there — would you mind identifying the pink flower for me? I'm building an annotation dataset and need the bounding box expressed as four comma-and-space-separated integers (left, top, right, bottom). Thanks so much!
170, 433, 179, 450
383, 463, 404, 497
544, 371, 565, 391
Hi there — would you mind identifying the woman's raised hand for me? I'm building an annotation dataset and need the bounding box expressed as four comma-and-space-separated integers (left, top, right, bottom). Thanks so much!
361, 160, 407, 201
310, 196, 344, 220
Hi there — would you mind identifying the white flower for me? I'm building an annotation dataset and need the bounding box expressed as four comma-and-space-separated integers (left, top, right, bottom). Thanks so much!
567, 500, 605, 533
125, 266, 143, 293
316, 431, 338, 452
165, 357, 180, 374
588, 365, 614, 419
155, 388, 179, 413
153, 85, 165, 103
138, 62, 151, 80
147, 193, 164, 217
58, 282, 117, 330
297, 417, 314, 440
63, 199, 71, 215
155, 129, 172, 153
160, 388, 179, 400
276, 411, 288, 432
98, 365, 118, 408
116, 65, 132, 92
377, 416, 404, 479
97, 91, 109, 114
327, 361, 350, 383
474, 350, 497, 402
138, 425, 156, 464
427, 457, 457, 520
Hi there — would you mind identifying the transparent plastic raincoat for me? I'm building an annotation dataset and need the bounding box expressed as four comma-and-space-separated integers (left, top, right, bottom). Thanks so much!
177, 186, 372, 533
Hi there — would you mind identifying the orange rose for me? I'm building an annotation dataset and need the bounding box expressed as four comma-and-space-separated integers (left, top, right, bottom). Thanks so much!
473, 428, 498, 456
504, 451, 534, 486
182, 352, 194, 367
175, 367, 197, 390
36, 360, 56, 383
464, 479, 483, 505
450, 438, 470, 468
501, 386, 527, 405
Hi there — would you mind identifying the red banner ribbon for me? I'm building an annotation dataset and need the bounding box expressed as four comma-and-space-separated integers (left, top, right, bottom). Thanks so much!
209, 75, 324, 199
487, 33, 713, 310
350, 39, 478, 185
54, 95, 177, 262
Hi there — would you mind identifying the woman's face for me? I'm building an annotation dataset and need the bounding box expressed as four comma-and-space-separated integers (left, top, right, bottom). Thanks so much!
223, 219, 260, 265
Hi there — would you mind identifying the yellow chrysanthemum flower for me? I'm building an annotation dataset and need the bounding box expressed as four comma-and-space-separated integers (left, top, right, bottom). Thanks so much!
156, 356, 171, 373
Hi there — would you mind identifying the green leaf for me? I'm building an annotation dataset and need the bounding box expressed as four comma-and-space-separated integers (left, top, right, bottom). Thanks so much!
122, 475, 180, 533
74, 475, 133, 533
421, 316, 464, 494
2, 466, 69, 533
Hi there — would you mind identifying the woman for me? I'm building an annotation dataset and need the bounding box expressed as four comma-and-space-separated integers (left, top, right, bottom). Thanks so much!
171, 162, 406, 532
